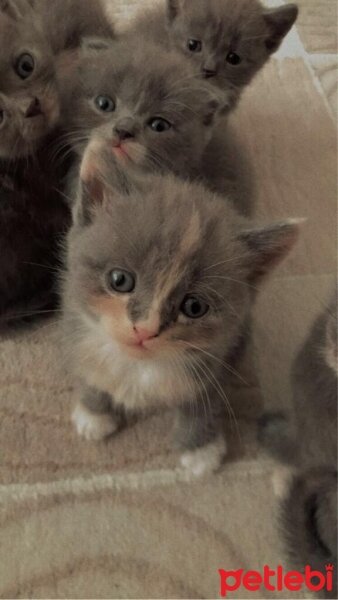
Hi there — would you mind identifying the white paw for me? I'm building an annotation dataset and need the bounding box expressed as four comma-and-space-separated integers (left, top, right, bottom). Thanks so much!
180, 435, 227, 477
272, 466, 295, 499
72, 403, 118, 441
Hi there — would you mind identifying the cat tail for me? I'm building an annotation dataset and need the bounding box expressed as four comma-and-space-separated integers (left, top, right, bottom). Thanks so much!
257, 411, 299, 465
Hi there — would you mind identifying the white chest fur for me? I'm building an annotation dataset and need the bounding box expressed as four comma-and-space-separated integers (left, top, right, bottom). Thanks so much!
73, 320, 193, 411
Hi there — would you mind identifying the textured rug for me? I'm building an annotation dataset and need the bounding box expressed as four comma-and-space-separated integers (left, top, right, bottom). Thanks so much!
0, 1, 336, 598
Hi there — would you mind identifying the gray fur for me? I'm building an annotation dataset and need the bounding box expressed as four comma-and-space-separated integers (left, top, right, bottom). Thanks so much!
61, 150, 299, 457
125, 0, 298, 112
259, 293, 337, 591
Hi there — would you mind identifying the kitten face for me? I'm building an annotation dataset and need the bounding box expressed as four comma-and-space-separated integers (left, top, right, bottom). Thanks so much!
166, 0, 298, 109
65, 148, 299, 375
62, 39, 219, 176
0, 3, 60, 157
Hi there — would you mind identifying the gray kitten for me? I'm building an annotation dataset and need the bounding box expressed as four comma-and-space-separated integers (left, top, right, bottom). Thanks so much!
0, 0, 114, 158
0, 0, 59, 158
125, 0, 298, 112
61, 37, 253, 215
61, 143, 300, 476
259, 294, 337, 595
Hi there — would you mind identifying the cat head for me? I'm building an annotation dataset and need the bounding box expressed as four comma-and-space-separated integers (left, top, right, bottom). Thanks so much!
0, 0, 60, 157
166, 0, 298, 109
65, 146, 300, 367
61, 37, 220, 176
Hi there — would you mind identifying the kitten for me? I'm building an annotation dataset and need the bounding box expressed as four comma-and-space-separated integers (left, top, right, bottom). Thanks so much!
0, 0, 59, 158
61, 37, 219, 178
0, 140, 71, 327
32, 0, 115, 54
125, 0, 298, 113
61, 37, 254, 215
61, 143, 300, 476
259, 294, 337, 594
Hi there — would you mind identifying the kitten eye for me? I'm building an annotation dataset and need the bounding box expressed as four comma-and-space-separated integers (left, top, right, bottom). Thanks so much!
181, 296, 209, 319
15, 53, 35, 79
148, 117, 172, 133
187, 39, 202, 53
226, 52, 241, 66
95, 95, 115, 113
108, 269, 135, 293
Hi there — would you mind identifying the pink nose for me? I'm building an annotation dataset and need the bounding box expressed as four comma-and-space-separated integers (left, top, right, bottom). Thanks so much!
133, 326, 158, 343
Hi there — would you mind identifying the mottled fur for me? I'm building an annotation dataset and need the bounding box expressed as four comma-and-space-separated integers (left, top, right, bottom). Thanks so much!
125, 0, 298, 112
259, 295, 337, 594
61, 147, 299, 473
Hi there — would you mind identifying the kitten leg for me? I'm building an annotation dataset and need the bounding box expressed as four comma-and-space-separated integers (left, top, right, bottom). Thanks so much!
174, 401, 227, 477
72, 387, 119, 441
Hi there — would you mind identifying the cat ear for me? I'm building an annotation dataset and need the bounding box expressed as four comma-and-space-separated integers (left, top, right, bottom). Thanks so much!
81, 36, 112, 54
167, 0, 185, 22
0, 0, 32, 19
238, 219, 301, 284
263, 4, 298, 53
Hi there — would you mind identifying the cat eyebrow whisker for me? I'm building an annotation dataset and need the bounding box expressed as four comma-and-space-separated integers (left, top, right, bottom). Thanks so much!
203, 255, 248, 272
204, 275, 259, 293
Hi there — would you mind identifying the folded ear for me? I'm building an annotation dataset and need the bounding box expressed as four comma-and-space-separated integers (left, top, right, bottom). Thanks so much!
239, 219, 301, 284
263, 4, 298, 53
167, 0, 185, 22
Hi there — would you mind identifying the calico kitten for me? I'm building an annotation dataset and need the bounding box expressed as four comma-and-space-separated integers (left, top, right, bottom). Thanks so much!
61, 144, 300, 476
125, 0, 298, 112
0, 0, 59, 157
259, 294, 337, 595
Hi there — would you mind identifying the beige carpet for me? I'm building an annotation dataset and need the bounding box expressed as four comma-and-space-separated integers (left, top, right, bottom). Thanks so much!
0, 1, 337, 598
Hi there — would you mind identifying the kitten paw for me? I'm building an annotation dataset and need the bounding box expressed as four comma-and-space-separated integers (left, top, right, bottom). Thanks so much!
72, 403, 118, 441
180, 435, 227, 477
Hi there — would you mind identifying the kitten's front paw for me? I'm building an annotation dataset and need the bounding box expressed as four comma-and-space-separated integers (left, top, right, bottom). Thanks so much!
180, 435, 227, 477
72, 403, 118, 441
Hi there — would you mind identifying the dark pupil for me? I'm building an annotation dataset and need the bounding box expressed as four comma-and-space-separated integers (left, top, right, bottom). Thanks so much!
190, 301, 202, 315
188, 39, 201, 52
114, 273, 126, 288
99, 98, 110, 110
227, 52, 241, 65
155, 120, 165, 132
21, 59, 33, 73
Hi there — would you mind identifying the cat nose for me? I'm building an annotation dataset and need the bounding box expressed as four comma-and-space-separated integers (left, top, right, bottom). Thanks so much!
25, 97, 42, 118
133, 326, 159, 343
203, 68, 217, 79
114, 118, 136, 141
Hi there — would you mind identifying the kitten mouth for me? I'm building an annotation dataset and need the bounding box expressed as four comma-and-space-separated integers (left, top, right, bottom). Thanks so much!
111, 142, 130, 161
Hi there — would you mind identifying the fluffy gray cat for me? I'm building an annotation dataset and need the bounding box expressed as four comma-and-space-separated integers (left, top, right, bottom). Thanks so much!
61, 37, 254, 215
61, 143, 300, 476
259, 294, 337, 597
124, 0, 298, 113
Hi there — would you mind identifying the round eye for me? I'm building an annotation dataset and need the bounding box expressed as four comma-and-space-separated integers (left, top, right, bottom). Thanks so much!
181, 296, 209, 319
15, 53, 35, 79
187, 39, 202, 53
109, 269, 135, 294
226, 52, 241, 66
95, 95, 115, 112
148, 117, 172, 133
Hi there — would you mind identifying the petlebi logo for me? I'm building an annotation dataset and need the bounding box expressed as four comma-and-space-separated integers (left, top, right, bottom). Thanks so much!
219, 564, 334, 597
